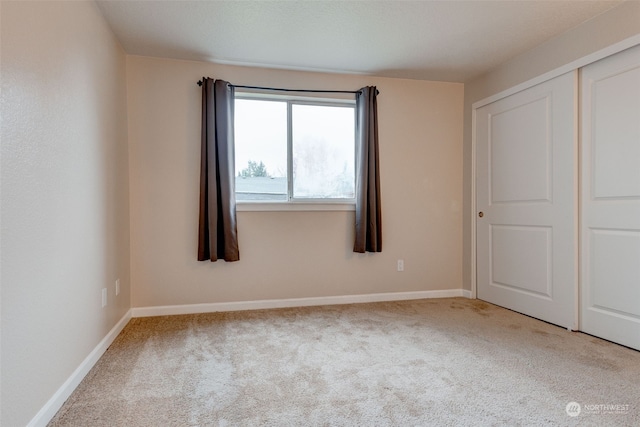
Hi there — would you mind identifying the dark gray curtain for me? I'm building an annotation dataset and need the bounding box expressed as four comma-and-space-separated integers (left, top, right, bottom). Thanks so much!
354, 86, 382, 253
198, 78, 240, 262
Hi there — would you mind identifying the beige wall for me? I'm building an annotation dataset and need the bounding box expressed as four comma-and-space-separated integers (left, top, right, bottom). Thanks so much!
462, 1, 640, 290
0, 1, 130, 425
127, 56, 463, 308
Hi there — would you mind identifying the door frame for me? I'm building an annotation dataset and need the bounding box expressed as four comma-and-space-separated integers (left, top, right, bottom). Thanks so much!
470, 35, 640, 307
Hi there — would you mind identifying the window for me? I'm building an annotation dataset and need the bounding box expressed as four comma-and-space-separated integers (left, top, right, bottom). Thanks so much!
234, 93, 356, 204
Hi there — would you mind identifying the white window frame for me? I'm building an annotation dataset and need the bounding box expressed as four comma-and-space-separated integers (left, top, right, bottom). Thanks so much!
235, 91, 356, 212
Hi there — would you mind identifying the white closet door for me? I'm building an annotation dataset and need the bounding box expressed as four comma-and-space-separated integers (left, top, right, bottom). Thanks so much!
580, 45, 640, 350
476, 71, 578, 329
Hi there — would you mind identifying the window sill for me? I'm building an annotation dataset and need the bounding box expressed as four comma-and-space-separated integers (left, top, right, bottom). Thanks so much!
237, 202, 355, 212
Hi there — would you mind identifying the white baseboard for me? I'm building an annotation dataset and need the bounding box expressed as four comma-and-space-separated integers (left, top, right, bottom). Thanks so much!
462, 289, 473, 299
132, 289, 469, 317
27, 309, 132, 427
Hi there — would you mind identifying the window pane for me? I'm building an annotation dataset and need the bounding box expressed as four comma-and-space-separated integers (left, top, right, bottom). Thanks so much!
235, 99, 287, 201
292, 104, 355, 199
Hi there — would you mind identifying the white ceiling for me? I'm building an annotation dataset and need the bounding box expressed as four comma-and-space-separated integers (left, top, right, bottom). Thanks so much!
95, 0, 623, 83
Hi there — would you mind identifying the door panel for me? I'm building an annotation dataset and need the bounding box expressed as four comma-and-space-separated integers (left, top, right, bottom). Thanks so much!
490, 225, 552, 298
580, 45, 640, 350
476, 71, 577, 329
490, 97, 551, 203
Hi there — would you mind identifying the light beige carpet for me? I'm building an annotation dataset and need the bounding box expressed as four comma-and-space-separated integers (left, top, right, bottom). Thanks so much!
49, 298, 640, 426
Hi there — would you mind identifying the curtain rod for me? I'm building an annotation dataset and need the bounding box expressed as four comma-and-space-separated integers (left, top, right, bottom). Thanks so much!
196, 80, 378, 95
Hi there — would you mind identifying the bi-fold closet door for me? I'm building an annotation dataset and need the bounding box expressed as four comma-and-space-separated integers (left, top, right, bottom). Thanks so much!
475, 44, 640, 350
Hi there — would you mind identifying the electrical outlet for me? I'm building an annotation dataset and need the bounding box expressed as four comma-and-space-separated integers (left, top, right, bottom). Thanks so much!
102, 288, 107, 308
397, 259, 404, 272
115, 279, 120, 296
